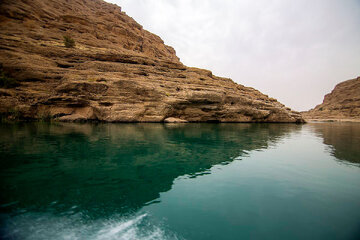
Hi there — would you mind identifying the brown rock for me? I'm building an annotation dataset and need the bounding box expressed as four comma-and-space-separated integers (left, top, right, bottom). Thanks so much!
58, 114, 88, 122
0, 0, 304, 123
302, 77, 360, 121
164, 117, 188, 123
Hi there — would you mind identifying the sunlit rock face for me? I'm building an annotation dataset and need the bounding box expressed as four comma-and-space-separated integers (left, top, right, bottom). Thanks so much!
303, 77, 360, 121
0, 0, 303, 123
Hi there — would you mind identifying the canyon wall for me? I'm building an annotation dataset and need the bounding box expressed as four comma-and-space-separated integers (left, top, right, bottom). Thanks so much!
0, 0, 303, 122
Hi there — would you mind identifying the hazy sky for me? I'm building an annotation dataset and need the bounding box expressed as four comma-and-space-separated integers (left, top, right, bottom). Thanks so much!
107, 0, 360, 111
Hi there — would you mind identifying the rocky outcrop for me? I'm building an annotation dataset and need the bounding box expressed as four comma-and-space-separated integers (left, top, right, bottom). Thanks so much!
0, 0, 304, 123
302, 77, 360, 121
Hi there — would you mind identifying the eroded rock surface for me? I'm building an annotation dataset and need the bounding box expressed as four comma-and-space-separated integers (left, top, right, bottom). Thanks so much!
303, 77, 360, 121
0, 0, 304, 122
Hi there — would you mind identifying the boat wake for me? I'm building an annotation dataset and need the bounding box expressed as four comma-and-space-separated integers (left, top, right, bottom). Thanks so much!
2, 211, 180, 240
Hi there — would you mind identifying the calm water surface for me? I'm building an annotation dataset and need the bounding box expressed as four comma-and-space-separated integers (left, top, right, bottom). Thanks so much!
0, 122, 359, 240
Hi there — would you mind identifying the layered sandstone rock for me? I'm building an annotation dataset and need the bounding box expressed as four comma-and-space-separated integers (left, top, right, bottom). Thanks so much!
303, 77, 360, 121
0, 0, 304, 122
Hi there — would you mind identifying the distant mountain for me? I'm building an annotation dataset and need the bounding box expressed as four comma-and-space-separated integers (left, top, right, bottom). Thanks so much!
302, 77, 360, 121
0, 0, 303, 122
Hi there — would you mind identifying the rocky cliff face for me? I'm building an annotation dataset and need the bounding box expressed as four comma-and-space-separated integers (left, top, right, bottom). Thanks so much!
0, 0, 304, 123
303, 77, 360, 120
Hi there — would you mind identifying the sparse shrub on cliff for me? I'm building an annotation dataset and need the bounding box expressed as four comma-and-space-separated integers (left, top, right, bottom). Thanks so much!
37, 109, 52, 121
63, 35, 75, 48
0, 69, 19, 88
1, 107, 21, 122
8, 108, 21, 119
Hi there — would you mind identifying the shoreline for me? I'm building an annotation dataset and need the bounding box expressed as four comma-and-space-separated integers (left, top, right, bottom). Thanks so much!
304, 118, 360, 123
0, 119, 306, 124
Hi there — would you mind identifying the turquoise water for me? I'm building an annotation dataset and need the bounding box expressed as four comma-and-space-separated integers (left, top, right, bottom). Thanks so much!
0, 122, 359, 240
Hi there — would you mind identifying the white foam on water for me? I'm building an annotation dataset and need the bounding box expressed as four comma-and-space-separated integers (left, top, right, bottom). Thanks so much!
2, 211, 181, 240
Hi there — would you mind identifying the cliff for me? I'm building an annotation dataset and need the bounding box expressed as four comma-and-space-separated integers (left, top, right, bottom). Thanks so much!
0, 0, 304, 123
303, 77, 360, 121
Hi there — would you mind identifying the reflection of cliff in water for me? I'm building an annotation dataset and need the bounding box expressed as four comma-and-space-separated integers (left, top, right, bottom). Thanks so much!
309, 123, 360, 164
0, 123, 301, 218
